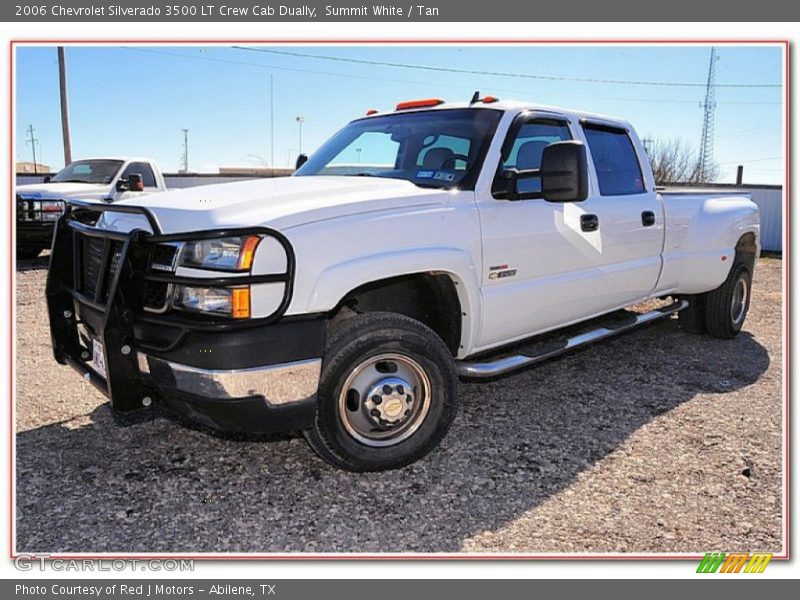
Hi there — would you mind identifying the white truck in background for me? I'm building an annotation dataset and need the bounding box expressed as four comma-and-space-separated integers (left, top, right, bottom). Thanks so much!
47, 96, 759, 472
16, 157, 167, 258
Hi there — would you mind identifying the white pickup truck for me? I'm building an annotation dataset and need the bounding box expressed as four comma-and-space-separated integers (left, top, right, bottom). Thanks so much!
46, 97, 759, 472
16, 157, 167, 258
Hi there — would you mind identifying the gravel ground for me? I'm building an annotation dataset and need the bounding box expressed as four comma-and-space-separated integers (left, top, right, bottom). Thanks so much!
15, 255, 784, 554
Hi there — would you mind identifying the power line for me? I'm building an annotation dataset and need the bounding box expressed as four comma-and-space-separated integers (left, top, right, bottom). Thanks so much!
714, 124, 781, 139
234, 46, 782, 89
120, 47, 780, 107
607, 97, 780, 106
718, 155, 782, 165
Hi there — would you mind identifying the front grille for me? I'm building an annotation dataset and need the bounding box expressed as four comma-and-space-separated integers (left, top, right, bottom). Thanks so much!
106, 244, 124, 299
16, 196, 64, 222
16, 198, 29, 222
80, 237, 105, 296
143, 281, 170, 311
143, 243, 179, 312
79, 237, 124, 302
150, 243, 180, 271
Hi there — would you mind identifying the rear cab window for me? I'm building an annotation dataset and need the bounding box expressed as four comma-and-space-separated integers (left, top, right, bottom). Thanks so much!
581, 123, 646, 196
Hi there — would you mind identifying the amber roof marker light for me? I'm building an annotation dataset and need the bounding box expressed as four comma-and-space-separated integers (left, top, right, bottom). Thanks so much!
395, 98, 445, 111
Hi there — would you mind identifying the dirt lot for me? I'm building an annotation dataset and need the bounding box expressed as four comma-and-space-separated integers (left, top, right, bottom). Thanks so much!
15, 255, 784, 554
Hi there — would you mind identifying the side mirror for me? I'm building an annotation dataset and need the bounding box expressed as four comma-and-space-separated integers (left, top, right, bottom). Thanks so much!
43, 175, 51, 183
540, 141, 588, 202
295, 154, 308, 170
496, 168, 521, 200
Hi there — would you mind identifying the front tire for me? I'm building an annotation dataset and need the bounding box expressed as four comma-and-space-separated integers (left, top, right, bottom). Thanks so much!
304, 312, 458, 472
703, 262, 752, 339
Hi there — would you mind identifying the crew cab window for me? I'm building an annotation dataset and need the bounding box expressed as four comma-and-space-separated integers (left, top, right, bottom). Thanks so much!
121, 162, 157, 188
582, 125, 645, 196
493, 118, 572, 199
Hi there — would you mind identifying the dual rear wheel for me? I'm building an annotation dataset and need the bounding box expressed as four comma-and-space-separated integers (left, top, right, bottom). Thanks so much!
679, 261, 752, 339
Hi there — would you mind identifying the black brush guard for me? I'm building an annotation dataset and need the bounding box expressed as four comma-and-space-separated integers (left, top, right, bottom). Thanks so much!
46, 201, 295, 413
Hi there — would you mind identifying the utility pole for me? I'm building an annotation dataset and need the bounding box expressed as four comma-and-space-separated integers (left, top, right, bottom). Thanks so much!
58, 47, 73, 165
697, 47, 718, 182
269, 74, 274, 168
181, 129, 189, 172
26, 124, 39, 174
296, 115, 305, 155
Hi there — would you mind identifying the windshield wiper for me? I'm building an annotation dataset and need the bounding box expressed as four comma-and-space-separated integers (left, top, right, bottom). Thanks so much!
414, 182, 449, 189
53, 179, 91, 183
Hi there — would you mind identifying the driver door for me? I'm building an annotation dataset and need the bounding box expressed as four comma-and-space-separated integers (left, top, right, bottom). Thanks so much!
476, 113, 623, 350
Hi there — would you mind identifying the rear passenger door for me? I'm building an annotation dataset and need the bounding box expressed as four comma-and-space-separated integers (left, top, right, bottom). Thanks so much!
579, 122, 663, 305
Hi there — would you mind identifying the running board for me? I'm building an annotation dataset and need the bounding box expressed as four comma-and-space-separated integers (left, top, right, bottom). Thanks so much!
455, 299, 688, 379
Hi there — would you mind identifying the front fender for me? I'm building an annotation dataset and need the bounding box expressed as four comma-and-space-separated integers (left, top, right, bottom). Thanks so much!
304, 247, 482, 357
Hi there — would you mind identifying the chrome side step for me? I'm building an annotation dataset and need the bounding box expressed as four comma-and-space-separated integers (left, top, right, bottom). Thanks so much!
455, 299, 688, 379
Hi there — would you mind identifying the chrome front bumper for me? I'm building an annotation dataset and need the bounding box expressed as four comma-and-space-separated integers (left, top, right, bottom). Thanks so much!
137, 353, 322, 406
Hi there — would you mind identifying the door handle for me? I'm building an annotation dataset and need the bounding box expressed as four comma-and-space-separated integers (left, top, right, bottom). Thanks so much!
580, 214, 599, 232
642, 211, 656, 227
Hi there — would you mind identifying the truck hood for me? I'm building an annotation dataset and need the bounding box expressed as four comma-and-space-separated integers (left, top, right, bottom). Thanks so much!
16, 182, 112, 201
107, 176, 445, 234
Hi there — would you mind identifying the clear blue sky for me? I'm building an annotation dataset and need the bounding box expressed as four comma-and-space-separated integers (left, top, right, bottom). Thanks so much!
15, 44, 784, 183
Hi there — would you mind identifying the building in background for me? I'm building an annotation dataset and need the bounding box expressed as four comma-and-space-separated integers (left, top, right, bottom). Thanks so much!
218, 166, 294, 177
16, 161, 51, 174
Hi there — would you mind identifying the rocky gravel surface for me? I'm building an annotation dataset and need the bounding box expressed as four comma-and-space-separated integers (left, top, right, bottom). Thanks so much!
15, 255, 784, 554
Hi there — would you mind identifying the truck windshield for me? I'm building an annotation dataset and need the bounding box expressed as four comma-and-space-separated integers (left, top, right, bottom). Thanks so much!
294, 109, 502, 189
50, 160, 124, 184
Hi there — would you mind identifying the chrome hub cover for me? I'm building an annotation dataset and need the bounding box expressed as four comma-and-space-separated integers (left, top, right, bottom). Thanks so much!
364, 377, 414, 427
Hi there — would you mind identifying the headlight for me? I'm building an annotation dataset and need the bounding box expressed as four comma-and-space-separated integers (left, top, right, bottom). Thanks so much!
173, 285, 251, 319
179, 235, 261, 271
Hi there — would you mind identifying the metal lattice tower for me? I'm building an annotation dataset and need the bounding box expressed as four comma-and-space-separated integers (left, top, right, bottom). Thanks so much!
697, 47, 719, 181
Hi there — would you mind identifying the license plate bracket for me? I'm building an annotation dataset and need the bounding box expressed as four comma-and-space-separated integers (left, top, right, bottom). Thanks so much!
92, 337, 107, 380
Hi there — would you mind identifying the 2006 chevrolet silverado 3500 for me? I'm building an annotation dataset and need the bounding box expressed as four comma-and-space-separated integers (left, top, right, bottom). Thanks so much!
46, 96, 759, 471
